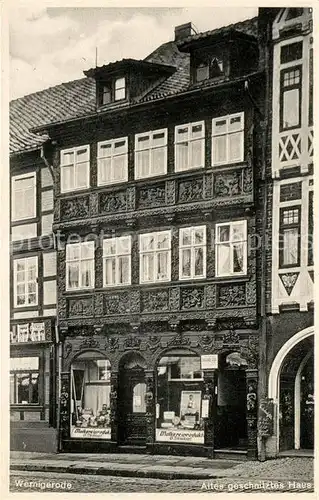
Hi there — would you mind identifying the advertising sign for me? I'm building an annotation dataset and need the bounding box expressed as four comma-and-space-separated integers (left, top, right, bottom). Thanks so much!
70, 426, 111, 440
155, 428, 204, 444
201, 354, 218, 370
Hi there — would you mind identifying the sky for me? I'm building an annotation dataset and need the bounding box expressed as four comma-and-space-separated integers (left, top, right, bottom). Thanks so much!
9, 4, 258, 100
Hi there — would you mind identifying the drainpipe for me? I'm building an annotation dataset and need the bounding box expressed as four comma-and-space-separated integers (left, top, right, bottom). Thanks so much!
258, 19, 271, 462
55, 323, 63, 452
40, 144, 54, 180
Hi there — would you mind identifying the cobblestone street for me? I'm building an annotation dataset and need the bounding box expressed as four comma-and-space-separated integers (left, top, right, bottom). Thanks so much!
10, 458, 314, 493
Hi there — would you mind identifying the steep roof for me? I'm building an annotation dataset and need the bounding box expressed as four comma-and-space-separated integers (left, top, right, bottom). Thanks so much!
10, 16, 258, 156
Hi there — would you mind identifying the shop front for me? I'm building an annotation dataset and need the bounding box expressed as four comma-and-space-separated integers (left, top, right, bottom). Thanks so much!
60, 334, 259, 458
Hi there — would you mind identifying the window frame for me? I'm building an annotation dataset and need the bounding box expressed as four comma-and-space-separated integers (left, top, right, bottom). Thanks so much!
139, 230, 171, 284
167, 356, 204, 382
11, 172, 37, 222
279, 65, 302, 132
174, 121, 205, 172
215, 220, 248, 277
179, 226, 207, 280
279, 205, 301, 269
97, 137, 128, 186
212, 112, 244, 166
13, 256, 38, 308
60, 145, 90, 193
99, 77, 127, 106
66, 241, 95, 291
10, 356, 40, 406
135, 128, 168, 180
103, 235, 132, 287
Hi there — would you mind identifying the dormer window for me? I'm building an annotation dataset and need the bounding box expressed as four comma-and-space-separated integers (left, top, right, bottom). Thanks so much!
196, 57, 224, 83
99, 77, 126, 106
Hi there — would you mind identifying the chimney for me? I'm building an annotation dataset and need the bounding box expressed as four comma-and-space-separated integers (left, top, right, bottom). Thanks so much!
174, 22, 195, 41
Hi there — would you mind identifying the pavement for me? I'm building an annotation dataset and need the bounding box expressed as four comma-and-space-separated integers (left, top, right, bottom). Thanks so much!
10, 451, 314, 482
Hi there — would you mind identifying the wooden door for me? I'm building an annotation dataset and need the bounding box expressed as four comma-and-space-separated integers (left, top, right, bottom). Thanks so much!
118, 367, 147, 445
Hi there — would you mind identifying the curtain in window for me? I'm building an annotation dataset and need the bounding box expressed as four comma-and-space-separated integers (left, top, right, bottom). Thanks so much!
104, 257, 116, 285
68, 263, 79, 289
84, 385, 110, 417
176, 142, 188, 170
157, 252, 168, 280
217, 244, 231, 275
283, 228, 298, 265
194, 247, 204, 276
283, 89, 299, 128
181, 248, 191, 277
233, 243, 244, 273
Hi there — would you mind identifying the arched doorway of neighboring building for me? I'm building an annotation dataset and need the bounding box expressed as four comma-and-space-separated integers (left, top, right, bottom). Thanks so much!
268, 327, 314, 454
118, 352, 147, 446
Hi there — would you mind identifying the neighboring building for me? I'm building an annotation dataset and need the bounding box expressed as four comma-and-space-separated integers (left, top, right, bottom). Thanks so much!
9, 111, 58, 451
29, 16, 267, 459
261, 7, 314, 457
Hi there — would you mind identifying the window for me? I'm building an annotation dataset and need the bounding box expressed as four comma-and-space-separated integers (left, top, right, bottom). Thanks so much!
60, 146, 90, 193
99, 77, 126, 105
196, 57, 224, 82
156, 353, 204, 444
279, 207, 300, 267
280, 42, 303, 64
103, 236, 131, 287
97, 137, 128, 186
14, 257, 38, 307
66, 242, 95, 290
139, 231, 171, 283
12, 173, 36, 221
215, 221, 247, 277
71, 353, 111, 440
135, 129, 167, 179
179, 226, 206, 280
280, 67, 302, 130
10, 357, 39, 405
115, 77, 126, 101
212, 113, 244, 165
175, 122, 205, 171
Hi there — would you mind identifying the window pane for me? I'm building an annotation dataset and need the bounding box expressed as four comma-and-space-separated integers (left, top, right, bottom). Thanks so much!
17, 373, 30, 404
283, 228, 299, 265
113, 155, 126, 181
118, 256, 129, 284
218, 226, 230, 242
177, 127, 188, 141
28, 293, 37, 305
153, 132, 166, 147
141, 234, 154, 251
137, 135, 150, 150
283, 89, 299, 128
233, 243, 244, 273
81, 260, 93, 287
157, 252, 168, 280
76, 162, 88, 188
10, 374, 15, 404
176, 142, 188, 170
213, 135, 227, 164
214, 119, 227, 134
77, 148, 89, 162
181, 248, 191, 277
229, 115, 243, 132
81, 243, 94, 259
115, 77, 125, 90
62, 165, 74, 191
31, 373, 39, 403
99, 158, 112, 184
102, 86, 111, 105
191, 124, 203, 139
194, 228, 204, 245
136, 150, 150, 177
68, 263, 79, 289
62, 151, 74, 165
114, 140, 127, 154
142, 254, 154, 282
190, 139, 203, 167
196, 64, 209, 82
229, 131, 242, 162
194, 247, 204, 276
115, 88, 125, 101
157, 233, 170, 249
151, 147, 165, 175
99, 143, 112, 157
182, 229, 191, 246
233, 223, 246, 242
217, 244, 231, 275
105, 258, 116, 285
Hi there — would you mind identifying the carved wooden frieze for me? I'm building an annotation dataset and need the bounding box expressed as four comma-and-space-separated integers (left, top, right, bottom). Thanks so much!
137, 184, 166, 209
217, 283, 246, 308
104, 292, 130, 315
246, 280, 257, 305
68, 297, 94, 318
213, 166, 253, 198
177, 177, 203, 203
79, 337, 99, 350
165, 180, 176, 205
141, 289, 169, 312
61, 195, 90, 221
99, 190, 127, 214
181, 287, 204, 309
279, 272, 299, 296
123, 335, 141, 350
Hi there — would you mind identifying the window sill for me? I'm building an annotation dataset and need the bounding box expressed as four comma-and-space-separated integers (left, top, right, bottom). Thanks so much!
211, 275, 249, 283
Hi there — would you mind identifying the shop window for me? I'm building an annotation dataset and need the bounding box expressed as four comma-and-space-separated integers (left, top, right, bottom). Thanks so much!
175, 121, 205, 172
11, 172, 36, 222
215, 220, 247, 277
135, 129, 167, 179
103, 236, 131, 286
13, 256, 38, 307
66, 241, 95, 290
279, 206, 301, 267
60, 145, 90, 193
280, 66, 302, 131
280, 42, 303, 64
97, 137, 128, 186
71, 353, 111, 440
212, 113, 244, 166
10, 357, 39, 405
179, 226, 206, 279
139, 231, 171, 283
156, 353, 204, 444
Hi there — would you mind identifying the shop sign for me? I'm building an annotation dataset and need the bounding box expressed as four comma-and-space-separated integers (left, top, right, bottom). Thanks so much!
258, 398, 274, 437
70, 426, 111, 440
156, 428, 204, 444
201, 354, 218, 370
10, 322, 47, 344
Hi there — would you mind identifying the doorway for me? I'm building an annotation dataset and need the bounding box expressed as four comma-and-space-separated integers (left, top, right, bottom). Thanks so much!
214, 352, 248, 450
118, 353, 147, 446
